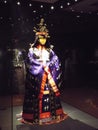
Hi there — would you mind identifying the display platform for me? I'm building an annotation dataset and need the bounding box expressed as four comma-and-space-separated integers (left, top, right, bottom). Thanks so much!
17, 117, 97, 130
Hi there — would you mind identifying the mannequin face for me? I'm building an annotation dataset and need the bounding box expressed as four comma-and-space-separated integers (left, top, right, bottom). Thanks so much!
38, 37, 47, 45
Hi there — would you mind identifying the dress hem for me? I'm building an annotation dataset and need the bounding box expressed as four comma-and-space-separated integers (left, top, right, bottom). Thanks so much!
20, 113, 68, 125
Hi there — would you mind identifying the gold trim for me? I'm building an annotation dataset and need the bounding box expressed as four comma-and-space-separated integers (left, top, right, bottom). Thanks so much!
43, 90, 50, 94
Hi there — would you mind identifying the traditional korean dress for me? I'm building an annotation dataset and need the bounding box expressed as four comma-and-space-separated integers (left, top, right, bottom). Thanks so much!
21, 45, 68, 125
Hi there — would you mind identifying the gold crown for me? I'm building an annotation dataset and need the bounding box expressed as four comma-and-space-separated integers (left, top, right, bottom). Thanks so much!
33, 18, 50, 38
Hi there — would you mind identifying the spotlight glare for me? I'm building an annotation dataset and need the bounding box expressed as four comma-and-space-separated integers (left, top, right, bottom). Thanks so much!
40, 5, 43, 8
29, 3, 32, 7
51, 6, 54, 10
17, 1, 21, 5
67, 2, 70, 6
60, 5, 63, 9
4, 0, 7, 3
33, 10, 36, 13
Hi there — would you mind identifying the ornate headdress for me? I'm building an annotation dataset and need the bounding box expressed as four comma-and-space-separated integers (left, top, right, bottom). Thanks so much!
33, 18, 50, 39
30, 18, 51, 48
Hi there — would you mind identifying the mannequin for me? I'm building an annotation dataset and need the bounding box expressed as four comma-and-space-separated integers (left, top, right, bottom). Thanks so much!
19, 18, 68, 125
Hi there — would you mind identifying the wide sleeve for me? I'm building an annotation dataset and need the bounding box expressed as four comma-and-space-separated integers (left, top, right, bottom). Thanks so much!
26, 48, 43, 75
49, 49, 62, 87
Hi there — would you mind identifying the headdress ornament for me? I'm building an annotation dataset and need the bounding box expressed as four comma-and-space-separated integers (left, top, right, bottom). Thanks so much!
33, 18, 50, 39
30, 18, 50, 48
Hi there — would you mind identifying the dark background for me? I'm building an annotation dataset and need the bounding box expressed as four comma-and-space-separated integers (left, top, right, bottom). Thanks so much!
0, 0, 98, 95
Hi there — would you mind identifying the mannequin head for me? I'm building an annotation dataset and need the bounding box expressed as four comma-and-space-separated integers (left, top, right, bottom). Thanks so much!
33, 18, 50, 47
38, 35, 47, 45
